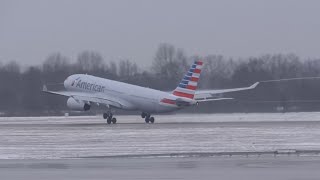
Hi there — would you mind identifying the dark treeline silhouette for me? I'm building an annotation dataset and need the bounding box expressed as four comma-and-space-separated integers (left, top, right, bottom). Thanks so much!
1, 43, 320, 116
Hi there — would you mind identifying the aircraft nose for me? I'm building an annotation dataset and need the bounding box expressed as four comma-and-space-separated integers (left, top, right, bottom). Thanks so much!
64, 77, 71, 89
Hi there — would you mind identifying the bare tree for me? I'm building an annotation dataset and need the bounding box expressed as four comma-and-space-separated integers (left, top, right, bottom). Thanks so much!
201, 55, 236, 89
0, 62, 21, 112
109, 61, 118, 76
152, 43, 176, 73
43, 53, 69, 72
3, 61, 20, 73
76, 51, 105, 72
152, 44, 190, 89
118, 59, 138, 77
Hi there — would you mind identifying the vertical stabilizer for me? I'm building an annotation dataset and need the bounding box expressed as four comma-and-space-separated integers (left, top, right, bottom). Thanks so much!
172, 61, 203, 99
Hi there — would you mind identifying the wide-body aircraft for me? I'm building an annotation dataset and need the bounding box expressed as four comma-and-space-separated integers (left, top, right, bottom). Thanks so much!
43, 61, 259, 124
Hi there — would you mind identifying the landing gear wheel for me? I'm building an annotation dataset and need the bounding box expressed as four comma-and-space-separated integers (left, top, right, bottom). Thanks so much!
112, 118, 117, 124
144, 113, 153, 124
104, 112, 115, 124
107, 117, 112, 124
103, 112, 113, 119
149, 117, 155, 124
103, 113, 108, 119
141, 112, 146, 118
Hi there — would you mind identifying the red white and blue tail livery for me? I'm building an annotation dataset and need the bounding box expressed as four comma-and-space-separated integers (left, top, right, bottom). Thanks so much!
173, 61, 203, 99
43, 60, 260, 124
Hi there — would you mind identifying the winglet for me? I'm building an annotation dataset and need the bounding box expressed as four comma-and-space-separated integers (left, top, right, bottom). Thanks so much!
249, 82, 260, 89
42, 85, 48, 92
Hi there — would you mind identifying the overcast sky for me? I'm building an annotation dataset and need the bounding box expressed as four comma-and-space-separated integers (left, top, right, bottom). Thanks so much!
1, 0, 320, 67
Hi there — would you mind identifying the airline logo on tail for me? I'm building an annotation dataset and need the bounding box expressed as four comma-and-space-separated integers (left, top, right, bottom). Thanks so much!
172, 61, 203, 99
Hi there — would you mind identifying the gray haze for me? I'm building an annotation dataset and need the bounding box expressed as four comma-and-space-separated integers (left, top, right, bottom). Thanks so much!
1, 0, 320, 67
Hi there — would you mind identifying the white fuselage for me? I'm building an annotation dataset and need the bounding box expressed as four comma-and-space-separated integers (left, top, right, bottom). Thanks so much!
63, 74, 190, 113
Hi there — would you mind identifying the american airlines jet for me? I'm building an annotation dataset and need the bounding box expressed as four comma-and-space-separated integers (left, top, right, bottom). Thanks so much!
43, 61, 259, 124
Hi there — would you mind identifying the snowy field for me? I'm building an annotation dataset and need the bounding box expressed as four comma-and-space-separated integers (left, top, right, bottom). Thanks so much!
1, 112, 320, 124
0, 112, 320, 159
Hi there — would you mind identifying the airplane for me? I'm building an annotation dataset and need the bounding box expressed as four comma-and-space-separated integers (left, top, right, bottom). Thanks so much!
43, 60, 260, 124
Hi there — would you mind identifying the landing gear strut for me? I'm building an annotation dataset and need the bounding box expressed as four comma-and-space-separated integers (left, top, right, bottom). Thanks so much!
141, 112, 147, 118
103, 112, 117, 124
142, 112, 155, 124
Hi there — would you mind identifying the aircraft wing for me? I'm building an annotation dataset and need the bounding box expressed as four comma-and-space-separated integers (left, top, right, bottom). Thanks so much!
193, 76, 320, 102
194, 82, 259, 102
42, 85, 127, 109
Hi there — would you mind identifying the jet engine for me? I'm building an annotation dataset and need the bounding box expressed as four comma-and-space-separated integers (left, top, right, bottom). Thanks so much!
67, 97, 90, 111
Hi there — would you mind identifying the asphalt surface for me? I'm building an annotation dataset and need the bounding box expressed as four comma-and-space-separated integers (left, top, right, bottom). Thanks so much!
1, 113, 320, 179
1, 157, 320, 180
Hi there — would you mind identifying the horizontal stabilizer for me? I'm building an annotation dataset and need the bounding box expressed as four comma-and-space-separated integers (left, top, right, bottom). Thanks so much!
260, 77, 320, 83
195, 97, 234, 102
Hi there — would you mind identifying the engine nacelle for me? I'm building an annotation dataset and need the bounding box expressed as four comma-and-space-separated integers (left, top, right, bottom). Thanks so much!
67, 98, 90, 111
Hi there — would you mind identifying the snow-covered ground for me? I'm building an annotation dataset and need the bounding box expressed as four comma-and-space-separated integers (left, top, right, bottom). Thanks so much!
1, 112, 320, 124
0, 112, 320, 159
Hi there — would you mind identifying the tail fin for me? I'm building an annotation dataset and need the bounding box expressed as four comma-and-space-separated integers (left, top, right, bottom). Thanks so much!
172, 61, 203, 99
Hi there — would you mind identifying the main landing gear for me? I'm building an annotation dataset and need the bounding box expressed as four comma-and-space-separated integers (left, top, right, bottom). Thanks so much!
141, 112, 155, 124
103, 112, 154, 124
103, 112, 117, 124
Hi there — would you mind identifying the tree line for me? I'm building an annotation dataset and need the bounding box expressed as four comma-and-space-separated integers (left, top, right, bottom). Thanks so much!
1, 43, 320, 116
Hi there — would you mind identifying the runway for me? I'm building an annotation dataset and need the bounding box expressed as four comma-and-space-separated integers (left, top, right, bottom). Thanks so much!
1, 112, 320, 179
1, 113, 320, 159
1, 157, 320, 180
